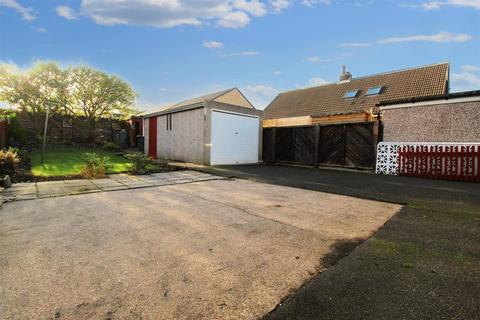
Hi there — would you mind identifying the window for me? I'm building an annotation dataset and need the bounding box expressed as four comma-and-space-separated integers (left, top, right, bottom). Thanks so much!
366, 86, 383, 96
166, 114, 173, 131
344, 89, 359, 99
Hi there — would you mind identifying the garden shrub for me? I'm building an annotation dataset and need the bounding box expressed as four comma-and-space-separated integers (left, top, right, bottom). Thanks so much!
0, 147, 20, 177
125, 152, 153, 175
81, 152, 112, 178
0, 147, 20, 163
102, 141, 121, 152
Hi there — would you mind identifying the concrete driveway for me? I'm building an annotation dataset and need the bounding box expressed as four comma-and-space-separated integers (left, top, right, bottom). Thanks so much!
0, 179, 400, 320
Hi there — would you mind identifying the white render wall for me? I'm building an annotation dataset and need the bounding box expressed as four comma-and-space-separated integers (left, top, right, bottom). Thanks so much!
156, 107, 205, 163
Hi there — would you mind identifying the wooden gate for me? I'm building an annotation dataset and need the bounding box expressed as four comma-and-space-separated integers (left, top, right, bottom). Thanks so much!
263, 122, 378, 169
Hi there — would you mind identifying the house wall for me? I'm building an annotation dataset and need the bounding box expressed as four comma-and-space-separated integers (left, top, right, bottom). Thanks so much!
156, 107, 205, 163
382, 100, 480, 142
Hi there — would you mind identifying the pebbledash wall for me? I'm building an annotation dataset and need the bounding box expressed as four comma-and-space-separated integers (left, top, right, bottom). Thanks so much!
376, 93, 480, 179
381, 97, 480, 142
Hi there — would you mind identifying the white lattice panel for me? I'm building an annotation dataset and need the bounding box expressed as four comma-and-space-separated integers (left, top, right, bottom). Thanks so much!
375, 143, 399, 175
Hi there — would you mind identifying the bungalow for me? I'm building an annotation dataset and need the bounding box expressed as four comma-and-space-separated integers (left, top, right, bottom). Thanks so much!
264, 62, 450, 127
262, 62, 450, 168
142, 88, 263, 165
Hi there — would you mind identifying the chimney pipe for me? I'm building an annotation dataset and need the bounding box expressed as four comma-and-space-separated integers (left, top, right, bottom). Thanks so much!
339, 65, 352, 81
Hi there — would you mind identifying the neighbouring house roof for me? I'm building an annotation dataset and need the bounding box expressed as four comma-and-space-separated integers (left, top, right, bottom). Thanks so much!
377, 89, 480, 106
264, 62, 450, 119
142, 88, 254, 118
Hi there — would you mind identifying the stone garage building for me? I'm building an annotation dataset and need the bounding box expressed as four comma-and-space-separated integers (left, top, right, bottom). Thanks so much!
142, 88, 263, 165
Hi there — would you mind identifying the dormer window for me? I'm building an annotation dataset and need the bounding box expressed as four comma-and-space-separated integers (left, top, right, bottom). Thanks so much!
344, 89, 359, 99
366, 86, 383, 96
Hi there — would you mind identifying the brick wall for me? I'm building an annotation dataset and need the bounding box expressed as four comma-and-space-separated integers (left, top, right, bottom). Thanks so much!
382, 100, 480, 143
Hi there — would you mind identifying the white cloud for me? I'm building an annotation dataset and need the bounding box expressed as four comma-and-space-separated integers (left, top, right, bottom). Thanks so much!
62, 0, 280, 29
269, 0, 291, 12
307, 77, 329, 87
421, 0, 480, 10
306, 53, 351, 63
203, 40, 224, 49
378, 31, 472, 43
302, 0, 331, 7
55, 5, 78, 20
243, 84, 278, 109
0, 0, 36, 21
36, 27, 47, 32
217, 10, 250, 28
273, 70, 282, 75
233, 0, 267, 16
341, 31, 472, 47
228, 51, 259, 56
461, 65, 480, 72
307, 56, 321, 62
451, 72, 480, 91
341, 42, 373, 48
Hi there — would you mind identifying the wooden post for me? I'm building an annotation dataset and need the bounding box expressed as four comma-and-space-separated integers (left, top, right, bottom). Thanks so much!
372, 120, 379, 167
272, 127, 277, 164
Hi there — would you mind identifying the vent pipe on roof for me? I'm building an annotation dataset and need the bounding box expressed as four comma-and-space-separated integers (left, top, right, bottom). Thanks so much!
339, 65, 352, 81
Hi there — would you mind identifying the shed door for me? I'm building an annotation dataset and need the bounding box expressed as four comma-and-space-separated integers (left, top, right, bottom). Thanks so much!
148, 116, 157, 158
210, 111, 259, 165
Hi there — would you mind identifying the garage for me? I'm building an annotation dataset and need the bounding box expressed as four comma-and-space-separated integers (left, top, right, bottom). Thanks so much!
210, 110, 260, 165
142, 88, 263, 165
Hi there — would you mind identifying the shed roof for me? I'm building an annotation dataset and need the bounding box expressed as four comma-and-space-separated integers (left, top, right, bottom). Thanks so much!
264, 62, 450, 119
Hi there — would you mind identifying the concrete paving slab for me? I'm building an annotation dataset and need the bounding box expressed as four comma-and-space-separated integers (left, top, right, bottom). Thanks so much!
6, 171, 224, 202
0, 179, 400, 320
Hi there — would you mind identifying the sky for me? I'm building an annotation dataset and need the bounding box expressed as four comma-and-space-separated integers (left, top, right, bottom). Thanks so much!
0, 0, 479, 111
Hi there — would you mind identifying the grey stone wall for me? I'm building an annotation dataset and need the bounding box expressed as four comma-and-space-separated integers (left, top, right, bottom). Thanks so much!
382, 100, 480, 142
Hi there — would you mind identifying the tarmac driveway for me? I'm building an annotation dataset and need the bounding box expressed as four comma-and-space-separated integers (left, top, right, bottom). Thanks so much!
0, 179, 400, 320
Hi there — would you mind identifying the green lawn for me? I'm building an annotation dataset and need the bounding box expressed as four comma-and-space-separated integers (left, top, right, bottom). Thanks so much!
31, 148, 131, 177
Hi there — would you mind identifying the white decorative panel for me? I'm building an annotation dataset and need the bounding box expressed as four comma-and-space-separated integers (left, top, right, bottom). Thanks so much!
375, 143, 400, 175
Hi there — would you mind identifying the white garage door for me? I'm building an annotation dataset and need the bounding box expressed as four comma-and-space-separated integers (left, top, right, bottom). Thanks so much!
210, 110, 259, 165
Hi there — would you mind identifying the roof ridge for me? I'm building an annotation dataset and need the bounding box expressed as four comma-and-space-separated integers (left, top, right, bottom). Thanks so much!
351, 61, 450, 81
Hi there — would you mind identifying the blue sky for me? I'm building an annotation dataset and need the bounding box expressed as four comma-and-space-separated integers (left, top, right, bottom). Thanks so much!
0, 0, 479, 111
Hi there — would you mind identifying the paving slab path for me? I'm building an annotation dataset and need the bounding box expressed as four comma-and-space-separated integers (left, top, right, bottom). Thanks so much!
0, 171, 224, 203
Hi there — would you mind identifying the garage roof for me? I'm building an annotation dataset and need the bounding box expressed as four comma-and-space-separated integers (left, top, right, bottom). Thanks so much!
142, 88, 254, 118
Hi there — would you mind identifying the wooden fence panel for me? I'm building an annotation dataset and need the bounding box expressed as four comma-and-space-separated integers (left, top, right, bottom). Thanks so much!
0, 121, 7, 150
275, 127, 295, 162
262, 121, 377, 169
262, 128, 275, 164
345, 123, 375, 168
294, 127, 316, 165
318, 125, 345, 166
